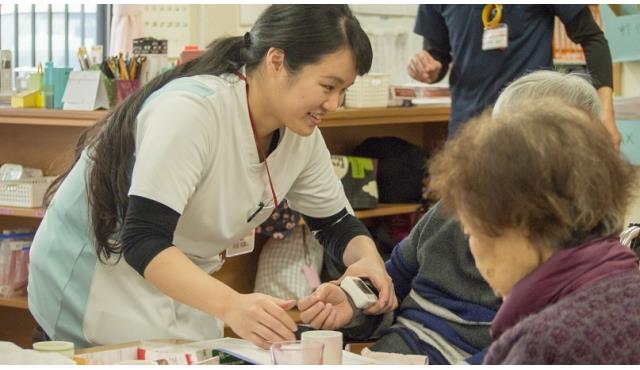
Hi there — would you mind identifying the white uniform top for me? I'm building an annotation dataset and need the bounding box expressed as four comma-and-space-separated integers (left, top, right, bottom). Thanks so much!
28, 72, 349, 347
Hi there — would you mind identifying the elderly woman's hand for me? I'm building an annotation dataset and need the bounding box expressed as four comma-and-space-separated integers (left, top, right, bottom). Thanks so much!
297, 283, 354, 330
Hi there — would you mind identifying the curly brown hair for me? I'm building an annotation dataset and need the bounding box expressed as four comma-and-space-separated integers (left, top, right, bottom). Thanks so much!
429, 99, 637, 249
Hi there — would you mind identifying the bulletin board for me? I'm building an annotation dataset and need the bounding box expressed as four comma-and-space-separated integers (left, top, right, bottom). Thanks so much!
141, 4, 192, 58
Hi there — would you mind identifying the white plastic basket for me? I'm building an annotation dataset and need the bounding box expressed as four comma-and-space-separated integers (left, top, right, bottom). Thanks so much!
345, 73, 390, 108
0, 176, 56, 208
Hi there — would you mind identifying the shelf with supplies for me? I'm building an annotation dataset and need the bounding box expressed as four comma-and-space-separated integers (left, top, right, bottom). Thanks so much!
0, 105, 450, 128
0, 104, 450, 347
0, 206, 46, 218
0, 108, 105, 127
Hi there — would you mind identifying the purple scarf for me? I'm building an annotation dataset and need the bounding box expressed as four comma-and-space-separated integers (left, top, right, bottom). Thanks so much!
491, 236, 639, 339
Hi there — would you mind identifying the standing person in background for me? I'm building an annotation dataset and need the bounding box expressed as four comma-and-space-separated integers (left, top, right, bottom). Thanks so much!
28, 5, 396, 349
429, 100, 640, 364
408, 5, 621, 150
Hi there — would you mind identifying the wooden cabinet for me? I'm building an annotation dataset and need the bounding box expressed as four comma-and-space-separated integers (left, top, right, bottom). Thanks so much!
0, 105, 449, 347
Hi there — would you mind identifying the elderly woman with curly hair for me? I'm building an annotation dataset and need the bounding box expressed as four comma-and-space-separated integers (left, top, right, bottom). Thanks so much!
428, 98, 640, 364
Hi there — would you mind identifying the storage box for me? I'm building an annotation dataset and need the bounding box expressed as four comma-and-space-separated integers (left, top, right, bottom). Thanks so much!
345, 73, 389, 108
132, 37, 168, 55
11, 89, 39, 108
0, 177, 55, 208
0, 231, 33, 298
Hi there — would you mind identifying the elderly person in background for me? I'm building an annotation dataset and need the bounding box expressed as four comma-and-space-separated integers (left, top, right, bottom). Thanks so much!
429, 99, 640, 364
297, 71, 635, 364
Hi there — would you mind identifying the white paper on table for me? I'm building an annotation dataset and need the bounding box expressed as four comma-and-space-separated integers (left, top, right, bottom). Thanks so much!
188, 337, 380, 365
0, 341, 76, 365
412, 96, 452, 105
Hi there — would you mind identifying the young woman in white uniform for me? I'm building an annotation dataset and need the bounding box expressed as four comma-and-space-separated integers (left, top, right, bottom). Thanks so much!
28, 5, 397, 349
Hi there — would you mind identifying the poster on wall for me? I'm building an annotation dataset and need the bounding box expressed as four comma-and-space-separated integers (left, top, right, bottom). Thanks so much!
600, 5, 640, 62
619, 120, 640, 166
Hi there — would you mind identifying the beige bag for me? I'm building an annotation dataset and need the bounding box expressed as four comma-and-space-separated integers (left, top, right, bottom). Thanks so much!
254, 225, 323, 300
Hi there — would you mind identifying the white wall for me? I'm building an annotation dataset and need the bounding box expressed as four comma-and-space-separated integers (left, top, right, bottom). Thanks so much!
196, 5, 243, 46
197, 4, 422, 84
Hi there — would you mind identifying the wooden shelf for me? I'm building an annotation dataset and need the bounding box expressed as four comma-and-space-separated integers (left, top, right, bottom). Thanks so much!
0, 105, 450, 129
322, 105, 450, 127
0, 108, 107, 127
0, 206, 45, 218
0, 295, 28, 309
0, 204, 419, 221
354, 203, 419, 219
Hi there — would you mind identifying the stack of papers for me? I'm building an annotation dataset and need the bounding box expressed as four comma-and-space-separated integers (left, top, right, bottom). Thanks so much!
389, 83, 451, 106
191, 337, 380, 365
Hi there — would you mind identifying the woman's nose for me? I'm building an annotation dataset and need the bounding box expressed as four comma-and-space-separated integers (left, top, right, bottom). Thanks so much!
322, 92, 342, 112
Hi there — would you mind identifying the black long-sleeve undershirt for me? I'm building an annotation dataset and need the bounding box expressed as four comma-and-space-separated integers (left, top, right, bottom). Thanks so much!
121, 195, 370, 276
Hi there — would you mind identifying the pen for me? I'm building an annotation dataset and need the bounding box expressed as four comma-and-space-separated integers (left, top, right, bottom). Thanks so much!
247, 202, 264, 223
118, 53, 130, 80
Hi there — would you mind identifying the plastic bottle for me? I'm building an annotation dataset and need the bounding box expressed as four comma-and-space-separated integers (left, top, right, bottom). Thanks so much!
0, 50, 13, 95
43, 61, 54, 109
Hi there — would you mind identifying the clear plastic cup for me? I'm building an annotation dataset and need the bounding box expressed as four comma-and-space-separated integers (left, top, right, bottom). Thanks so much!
270, 340, 323, 365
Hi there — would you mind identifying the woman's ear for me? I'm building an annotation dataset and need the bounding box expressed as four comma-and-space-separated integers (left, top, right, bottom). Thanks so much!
265, 47, 286, 76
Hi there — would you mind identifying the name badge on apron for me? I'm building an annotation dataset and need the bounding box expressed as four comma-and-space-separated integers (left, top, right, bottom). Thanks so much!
482, 24, 509, 51
226, 229, 255, 257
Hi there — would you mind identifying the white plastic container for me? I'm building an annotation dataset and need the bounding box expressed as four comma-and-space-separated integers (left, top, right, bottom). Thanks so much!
345, 73, 390, 108
33, 341, 75, 358
0, 176, 55, 208
0, 49, 13, 94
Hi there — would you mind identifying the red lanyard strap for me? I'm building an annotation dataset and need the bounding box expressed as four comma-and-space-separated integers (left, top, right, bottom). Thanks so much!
234, 71, 279, 208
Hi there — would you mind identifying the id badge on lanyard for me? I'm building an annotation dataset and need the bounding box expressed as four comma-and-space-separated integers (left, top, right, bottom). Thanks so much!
224, 71, 279, 259
481, 4, 508, 51
226, 229, 256, 257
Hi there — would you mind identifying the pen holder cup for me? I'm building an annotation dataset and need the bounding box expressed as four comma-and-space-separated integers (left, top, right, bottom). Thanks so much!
115, 79, 141, 104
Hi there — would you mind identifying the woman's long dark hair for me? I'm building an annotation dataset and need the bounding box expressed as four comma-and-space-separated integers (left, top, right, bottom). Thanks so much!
44, 5, 372, 263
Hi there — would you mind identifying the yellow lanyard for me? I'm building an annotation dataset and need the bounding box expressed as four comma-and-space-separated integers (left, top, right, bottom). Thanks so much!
482, 4, 503, 28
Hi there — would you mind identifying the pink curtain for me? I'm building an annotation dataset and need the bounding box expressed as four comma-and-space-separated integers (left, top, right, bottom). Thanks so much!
109, 5, 144, 55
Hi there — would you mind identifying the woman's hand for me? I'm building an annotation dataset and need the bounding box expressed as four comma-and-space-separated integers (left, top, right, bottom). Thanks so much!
341, 256, 398, 315
221, 292, 297, 349
298, 283, 354, 330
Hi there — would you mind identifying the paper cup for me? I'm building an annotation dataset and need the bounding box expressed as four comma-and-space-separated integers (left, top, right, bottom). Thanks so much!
301, 330, 343, 365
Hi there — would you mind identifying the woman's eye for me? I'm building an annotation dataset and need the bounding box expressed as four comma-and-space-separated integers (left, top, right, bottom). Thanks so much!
322, 84, 335, 92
